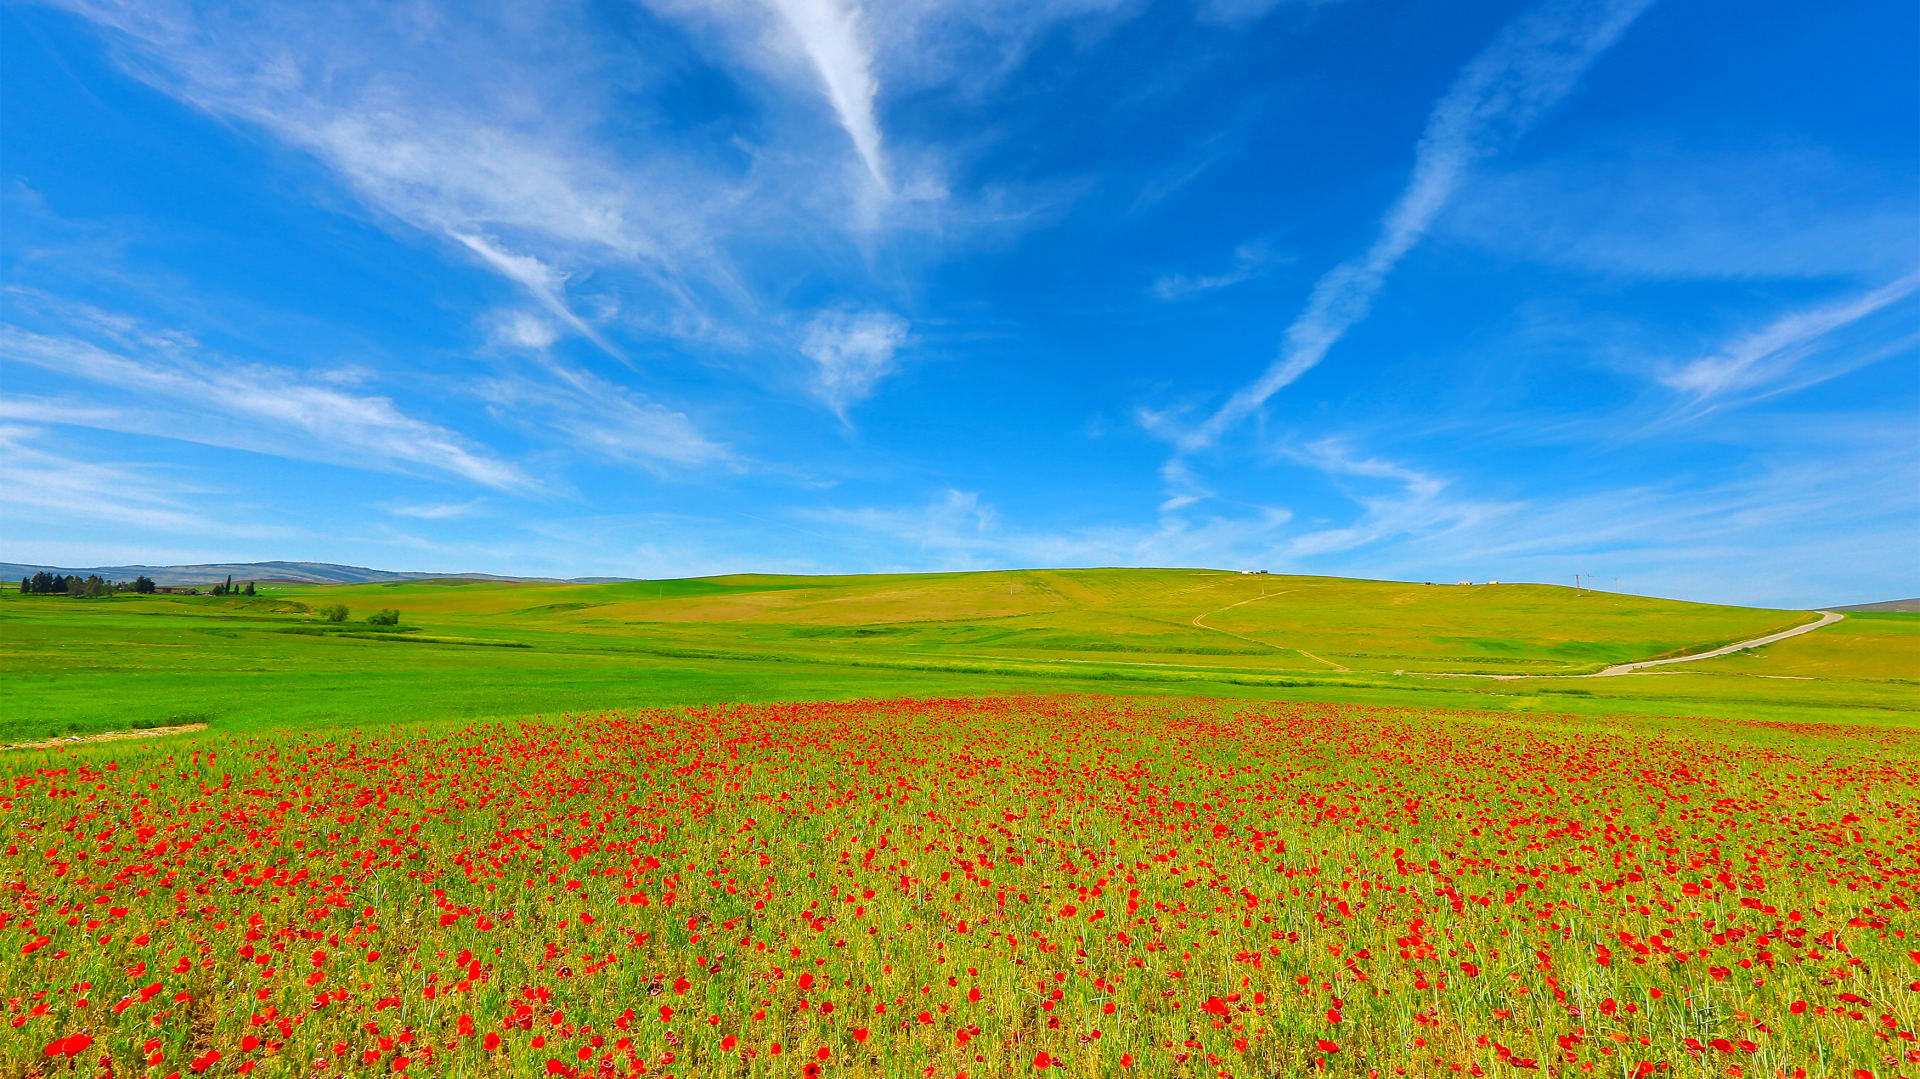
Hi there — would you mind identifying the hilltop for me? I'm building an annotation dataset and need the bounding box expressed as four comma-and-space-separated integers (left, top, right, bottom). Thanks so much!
290, 568, 1815, 675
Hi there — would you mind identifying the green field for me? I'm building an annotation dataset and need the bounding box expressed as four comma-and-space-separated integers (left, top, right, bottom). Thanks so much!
4, 570, 1916, 1079
3, 568, 1912, 743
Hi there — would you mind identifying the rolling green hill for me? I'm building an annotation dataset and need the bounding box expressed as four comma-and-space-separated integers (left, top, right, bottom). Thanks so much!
3, 568, 1908, 743
279, 569, 1814, 673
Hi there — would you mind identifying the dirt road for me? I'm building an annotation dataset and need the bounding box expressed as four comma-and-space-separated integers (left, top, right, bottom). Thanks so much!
1410, 611, 1844, 681
1589, 610, 1843, 676
4, 723, 209, 752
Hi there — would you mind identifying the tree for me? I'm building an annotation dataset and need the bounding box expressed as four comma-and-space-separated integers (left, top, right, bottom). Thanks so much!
243, 581, 255, 596
133, 576, 156, 594
319, 603, 349, 623
366, 608, 400, 626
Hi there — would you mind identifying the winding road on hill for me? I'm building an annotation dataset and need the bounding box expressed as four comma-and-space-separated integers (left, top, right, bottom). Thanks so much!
1411, 610, 1845, 680
1588, 610, 1844, 676
1188, 589, 1352, 671
1185, 594, 1847, 679
1184, 589, 1846, 681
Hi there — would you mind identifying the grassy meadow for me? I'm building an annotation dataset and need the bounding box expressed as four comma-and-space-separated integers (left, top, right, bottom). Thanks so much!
3, 569, 1917, 1077
7, 568, 1908, 744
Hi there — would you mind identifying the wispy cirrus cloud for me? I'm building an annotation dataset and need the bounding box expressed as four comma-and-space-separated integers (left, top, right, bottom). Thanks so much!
1273, 439, 1515, 560
44, 0, 1320, 381
761, 0, 890, 190
1658, 270, 1920, 403
0, 423, 292, 539
1156, 459, 1213, 515
1149, 241, 1286, 301
48, 0, 775, 348
453, 234, 623, 359
1349, 432, 1920, 608
1, 303, 533, 491
1178, 0, 1655, 452
382, 500, 488, 521
43, 0, 1130, 422
802, 487, 1295, 571
810, 423, 1917, 607
473, 357, 728, 470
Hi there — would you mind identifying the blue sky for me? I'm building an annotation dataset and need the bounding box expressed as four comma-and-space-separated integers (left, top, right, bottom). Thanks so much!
2, 0, 1915, 608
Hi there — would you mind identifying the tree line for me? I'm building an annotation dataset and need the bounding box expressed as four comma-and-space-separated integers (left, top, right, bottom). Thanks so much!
208, 575, 255, 596
17, 572, 258, 597
19, 572, 154, 597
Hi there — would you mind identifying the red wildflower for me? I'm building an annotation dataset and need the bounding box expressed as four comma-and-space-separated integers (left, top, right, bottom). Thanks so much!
44, 1034, 93, 1058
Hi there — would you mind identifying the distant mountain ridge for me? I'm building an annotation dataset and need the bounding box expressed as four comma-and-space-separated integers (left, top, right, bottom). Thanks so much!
1831, 598, 1920, 613
0, 560, 633, 588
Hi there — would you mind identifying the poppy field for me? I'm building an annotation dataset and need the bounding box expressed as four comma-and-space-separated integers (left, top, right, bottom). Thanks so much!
4, 695, 1915, 1078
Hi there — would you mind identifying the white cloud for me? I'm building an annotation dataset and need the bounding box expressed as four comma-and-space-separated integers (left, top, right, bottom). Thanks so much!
1, 318, 534, 491
1156, 458, 1213, 514
0, 424, 290, 538
383, 500, 487, 520
45, 0, 1122, 414
1182, 0, 1655, 451
1659, 271, 1920, 401
474, 358, 728, 469
796, 420, 1919, 607
762, 0, 889, 189
803, 487, 1296, 571
1148, 240, 1285, 301
454, 234, 618, 357
490, 310, 562, 352
50, 0, 755, 342
800, 308, 911, 416
45, 0, 1259, 375
1360, 438, 1920, 608
1273, 439, 1513, 559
